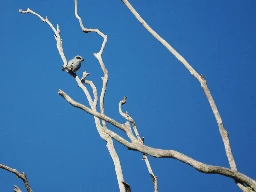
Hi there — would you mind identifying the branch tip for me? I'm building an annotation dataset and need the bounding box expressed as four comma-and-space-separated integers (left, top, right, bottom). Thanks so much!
122, 181, 131, 192
14, 185, 22, 192
121, 96, 127, 105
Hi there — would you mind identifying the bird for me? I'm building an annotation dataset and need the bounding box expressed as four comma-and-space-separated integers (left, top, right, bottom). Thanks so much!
62, 55, 84, 72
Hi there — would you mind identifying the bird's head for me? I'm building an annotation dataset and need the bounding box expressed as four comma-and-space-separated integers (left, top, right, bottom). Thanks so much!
75, 55, 84, 62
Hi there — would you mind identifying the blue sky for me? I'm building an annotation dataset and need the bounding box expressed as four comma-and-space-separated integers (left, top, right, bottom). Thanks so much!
1, 0, 256, 191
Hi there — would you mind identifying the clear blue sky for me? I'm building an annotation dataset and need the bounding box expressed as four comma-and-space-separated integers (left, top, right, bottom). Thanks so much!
1, 0, 256, 191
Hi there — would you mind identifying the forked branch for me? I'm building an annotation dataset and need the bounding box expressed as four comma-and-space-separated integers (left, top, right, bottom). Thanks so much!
74, 0, 109, 126
19, 1, 256, 192
120, 0, 250, 191
119, 96, 158, 192
0, 164, 32, 192
73, 1, 127, 191
58, 89, 256, 190
20, 4, 127, 191
120, 0, 236, 171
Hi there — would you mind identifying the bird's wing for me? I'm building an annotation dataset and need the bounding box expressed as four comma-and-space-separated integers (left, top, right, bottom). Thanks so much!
67, 60, 74, 69
73, 60, 83, 72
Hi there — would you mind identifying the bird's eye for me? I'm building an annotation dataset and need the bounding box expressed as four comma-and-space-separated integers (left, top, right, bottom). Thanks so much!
76, 56, 81, 59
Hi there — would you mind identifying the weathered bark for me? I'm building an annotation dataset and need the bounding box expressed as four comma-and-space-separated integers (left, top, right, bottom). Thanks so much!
0, 164, 32, 192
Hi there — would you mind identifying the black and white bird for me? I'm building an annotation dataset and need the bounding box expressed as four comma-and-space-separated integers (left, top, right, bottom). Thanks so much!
62, 55, 84, 72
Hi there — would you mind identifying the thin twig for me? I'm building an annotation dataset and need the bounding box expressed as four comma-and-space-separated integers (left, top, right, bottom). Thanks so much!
74, 0, 108, 126
74, 0, 106, 37
119, 97, 141, 142
119, 96, 158, 191
143, 154, 158, 192
19, 8, 67, 69
123, 121, 138, 142
14, 185, 22, 192
76, 76, 93, 107
0, 164, 32, 192
84, 80, 98, 108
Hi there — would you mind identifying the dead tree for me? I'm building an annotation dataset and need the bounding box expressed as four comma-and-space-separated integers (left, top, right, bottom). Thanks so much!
1, 1, 255, 191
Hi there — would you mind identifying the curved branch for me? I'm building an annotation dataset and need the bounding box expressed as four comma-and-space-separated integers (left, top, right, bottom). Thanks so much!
120, 0, 243, 190
59, 89, 127, 132
19, 8, 67, 69
58, 89, 256, 190
104, 129, 256, 190
76, 76, 93, 107
74, 0, 108, 127
73, 1, 126, 191
74, 0, 106, 38
119, 97, 141, 142
0, 164, 32, 192
120, 0, 237, 169
14, 185, 22, 192
85, 79, 98, 108
119, 96, 158, 191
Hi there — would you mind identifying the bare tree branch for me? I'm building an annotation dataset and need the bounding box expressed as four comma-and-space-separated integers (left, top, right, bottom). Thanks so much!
20, 4, 127, 191
85, 80, 98, 108
91, 114, 126, 192
105, 134, 126, 192
59, 88, 256, 190
119, 0, 250, 190
119, 97, 141, 142
19, 8, 67, 70
14, 185, 22, 192
143, 154, 158, 192
73, 1, 127, 191
96, 50, 108, 125
58, 89, 128, 133
74, 0, 106, 37
119, 96, 158, 192
19, 1, 256, 192
104, 128, 256, 190
74, 0, 109, 126
120, 0, 236, 172
123, 121, 138, 142
80, 72, 99, 108
76, 76, 93, 107
122, 181, 131, 192
0, 164, 32, 192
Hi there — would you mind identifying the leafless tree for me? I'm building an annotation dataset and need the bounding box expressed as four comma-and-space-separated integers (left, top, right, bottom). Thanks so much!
1, 1, 255, 191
